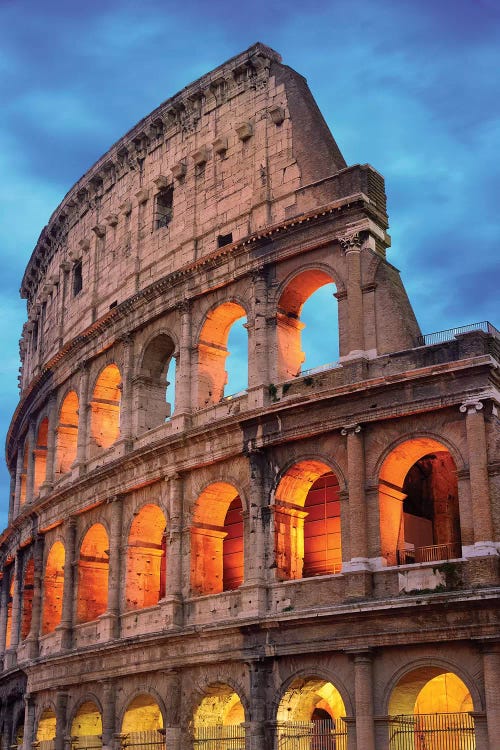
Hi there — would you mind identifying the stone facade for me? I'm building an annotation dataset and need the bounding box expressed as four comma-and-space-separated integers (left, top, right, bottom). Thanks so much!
1, 43, 499, 750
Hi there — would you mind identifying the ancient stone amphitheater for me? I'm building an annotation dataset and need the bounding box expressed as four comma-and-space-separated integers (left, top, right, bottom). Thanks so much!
0, 43, 499, 750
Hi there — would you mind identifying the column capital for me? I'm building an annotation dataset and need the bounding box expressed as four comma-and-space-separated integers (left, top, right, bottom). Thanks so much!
341, 423, 362, 436
460, 398, 484, 414
339, 230, 365, 253
176, 299, 191, 315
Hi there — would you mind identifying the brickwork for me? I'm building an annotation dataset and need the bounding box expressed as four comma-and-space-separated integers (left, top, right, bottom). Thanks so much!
1, 44, 499, 750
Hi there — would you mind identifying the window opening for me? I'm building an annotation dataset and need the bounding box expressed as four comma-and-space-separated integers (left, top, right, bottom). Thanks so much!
73, 260, 83, 296
155, 186, 173, 229
217, 233, 233, 247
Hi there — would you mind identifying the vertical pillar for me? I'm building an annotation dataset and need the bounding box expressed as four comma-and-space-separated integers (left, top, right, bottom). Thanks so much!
118, 334, 134, 448
483, 644, 500, 750
173, 301, 192, 422
339, 232, 365, 357
104, 496, 123, 640
75, 363, 90, 473
55, 692, 68, 750
241, 450, 268, 617
0, 570, 8, 667
13, 451, 24, 518
163, 670, 181, 750
25, 422, 36, 506
8, 553, 22, 654
22, 694, 36, 750
162, 475, 183, 629
27, 534, 44, 659
459, 400, 496, 555
59, 517, 76, 650
352, 650, 376, 750
246, 659, 270, 750
101, 680, 116, 749
341, 424, 371, 587
41, 394, 57, 493
247, 269, 269, 407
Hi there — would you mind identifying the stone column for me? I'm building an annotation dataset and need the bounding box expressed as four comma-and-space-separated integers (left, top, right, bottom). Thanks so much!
104, 496, 123, 640
8, 471, 15, 525
55, 692, 68, 750
101, 680, 116, 749
459, 399, 495, 554
163, 670, 181, 750
22, 694, 36, 750
0, 570, 8, 667
26, 534, 44, 659
352, 650, 376, 750
482, 643, 500, 750
13, 450, 24, 518
173, 301, 192, 423
25, 422, 36, 506
59, 517, 76, 650
162, 475, 183, 629
8, 553, 22, 655
240, 450, 268, 617
75, 363, 90, 473
340, 232, 364, 357
118, 334, 134, 448
246, 659, 270, 750
40, 394, 57, 494
247, 269, 269, 408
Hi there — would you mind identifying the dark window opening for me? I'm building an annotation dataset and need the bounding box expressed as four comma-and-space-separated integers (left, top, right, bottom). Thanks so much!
217, 233, 233, 248
109, 300, 117, 309
73, 260, 83, 296
33, 320, 39, 351
155, 186, 173, 229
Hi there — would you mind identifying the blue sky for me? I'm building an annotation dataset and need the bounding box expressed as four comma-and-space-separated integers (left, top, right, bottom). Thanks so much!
1, 0, 499, 528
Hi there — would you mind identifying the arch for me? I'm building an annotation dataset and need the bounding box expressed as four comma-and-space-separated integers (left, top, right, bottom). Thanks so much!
70, 700, 102, 750
191, 482, 244, 595
77, 523, 109, 624
197, 301, 248, 407
90, 364, 121, 449
42, 541, 65, 634
378, 437, 462, 566
125, 504, 167, 611
20, 556, 35, 640
121, 693, 164, 733
5, 573, 14, 649
36, 708, 56, 742
192, 683, 246, 747
136, 333, 176, 431
56, 390, 79, 474
274, 460, 342, 580
276, 268, 338, 380
33, 417, 49, 496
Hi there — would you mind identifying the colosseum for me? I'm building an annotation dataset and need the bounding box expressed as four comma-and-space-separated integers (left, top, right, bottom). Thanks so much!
0, 42, 499, 750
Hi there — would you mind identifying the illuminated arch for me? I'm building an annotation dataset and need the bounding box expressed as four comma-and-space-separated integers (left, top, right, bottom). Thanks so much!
56, 391, 79, 474
19, 440, 29, 508
42, 541, 65, 634
191, 482, 244, 595
77, 524, 109, 624
276, 675, 347, 747
274, 460, 342, 580
193, 683, 246, 746
90, 364, 121, 449
197, 301, 248, 407
33, 417, 49, 496
20, 556, 35, 640
70, 700, 103, 750
137, 333, 176, 431
36, 707, 56, 742
5, 573, 14, 649
276, 268, 338, 380
121, 694, 164, 733
125, 504, 167, 611
378, 437, 462, 566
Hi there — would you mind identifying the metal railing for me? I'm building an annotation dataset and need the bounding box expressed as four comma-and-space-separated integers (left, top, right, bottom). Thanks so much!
396, 542, 462, 566
417, 321, 499, 347
120, 730, 165, 750
71, 736, 102, 750
193, 724, 245, 750
299, 361, 341, 377
388, 712, 475, 750
276, 718, 348, 750
36, 741, 56, 750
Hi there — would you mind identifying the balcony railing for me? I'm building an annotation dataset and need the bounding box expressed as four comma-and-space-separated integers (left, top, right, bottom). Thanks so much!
193, 724, 245, 750
276, 718, 348, 750
397, 542, 462, 566
417, 320, 499, 346
388, 712, 475, 750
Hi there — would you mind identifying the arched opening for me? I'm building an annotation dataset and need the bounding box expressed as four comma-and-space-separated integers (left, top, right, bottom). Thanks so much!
121, 694, 164, 750
191, 483, 244, 596
276, 676, 347, 749
193, 684, 245, 750
5, 574, 14, 649
42, 541, 65, 635
197, 302, 248, 407
137, 334, 176, 431
36, 708, 56, 750
90, 365, 121, 449
19, 442, 28, 508
388, 668, 475, 749
277, 270, 338, 380
274, 461, 342, 580
56, 391, 79, 474
379, 439, 462, 566
77, 524, 109, 624
125, 504, 167, 611
14, 716, 24, 750
33, 417, 48, 496
21, 557, 35, 640
70, 701, 102, 750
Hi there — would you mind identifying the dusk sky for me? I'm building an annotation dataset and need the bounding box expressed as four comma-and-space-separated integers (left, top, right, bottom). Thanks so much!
1, 0, 499, 529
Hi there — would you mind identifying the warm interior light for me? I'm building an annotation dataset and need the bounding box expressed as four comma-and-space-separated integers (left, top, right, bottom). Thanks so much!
77, 523, 109, 623
197, 302, 246, 406
90, 364, 121, 449
125, 504, 166, 611
56, 390, 79, 473
42, 541, 65, 634
121, 695, 163, 732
